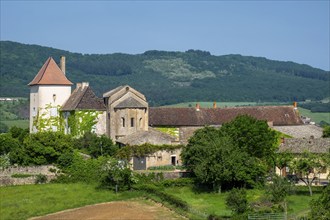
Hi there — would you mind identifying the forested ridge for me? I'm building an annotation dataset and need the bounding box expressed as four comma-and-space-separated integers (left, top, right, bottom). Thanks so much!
1, 41, 329, 106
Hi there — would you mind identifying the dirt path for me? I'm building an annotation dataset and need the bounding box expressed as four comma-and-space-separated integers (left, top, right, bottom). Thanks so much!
30, 200, 186, 220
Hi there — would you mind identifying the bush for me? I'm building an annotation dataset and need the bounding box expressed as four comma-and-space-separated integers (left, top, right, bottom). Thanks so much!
57, 152, 109, 184
11, 173, 33, 178
160, 178, 195, 187
135, 172, 164, 184
148, 165, 175, 171
226, 188, 248, 215
266, 175, 291, 203
35, 174, 47, 184
309, 185, 330, 219
100, 158, 135, 192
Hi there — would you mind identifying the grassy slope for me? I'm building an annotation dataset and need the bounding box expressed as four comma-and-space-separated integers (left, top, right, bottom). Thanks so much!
165, 186, 320, 218
0, 183, 143, 220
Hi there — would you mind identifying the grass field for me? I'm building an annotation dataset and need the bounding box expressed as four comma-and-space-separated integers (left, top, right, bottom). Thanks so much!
1, 120, 29, 129
164, 186, 320, 218
0, 183, 143, 220
0, 183, 322, 220
298, 107, 330, 124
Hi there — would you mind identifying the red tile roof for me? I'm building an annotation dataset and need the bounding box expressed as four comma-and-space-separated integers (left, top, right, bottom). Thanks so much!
28, 57, 73, 86
149, 106, 303, 126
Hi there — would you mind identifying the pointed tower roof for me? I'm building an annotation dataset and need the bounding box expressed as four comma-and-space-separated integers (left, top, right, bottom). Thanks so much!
28, 57, 73, 86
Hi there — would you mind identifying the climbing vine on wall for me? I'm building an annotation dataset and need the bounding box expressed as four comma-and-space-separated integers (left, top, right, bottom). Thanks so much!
67, 110, 102, 136
33, 104, 64, 132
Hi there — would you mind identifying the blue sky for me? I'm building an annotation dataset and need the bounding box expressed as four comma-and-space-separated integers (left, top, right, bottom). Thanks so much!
1, 1, 329, 70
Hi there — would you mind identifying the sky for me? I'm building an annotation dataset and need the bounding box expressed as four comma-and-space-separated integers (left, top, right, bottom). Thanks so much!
1, 1, 329, 70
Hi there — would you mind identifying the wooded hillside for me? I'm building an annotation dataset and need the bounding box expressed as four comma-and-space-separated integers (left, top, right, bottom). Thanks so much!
1, 41, 329, 106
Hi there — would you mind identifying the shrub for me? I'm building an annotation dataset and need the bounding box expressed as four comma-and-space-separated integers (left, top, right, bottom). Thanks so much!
134, 184, 189, 211
226, 188, 248, 214
57, 152, 109, 184
309, 185, 330, 219
35, 174, 47, 184
266, 175, 291, 203
160, 178, 195, 187
148, 165, 175, 171
11, 173, 33, 178
100, 158, 135, 192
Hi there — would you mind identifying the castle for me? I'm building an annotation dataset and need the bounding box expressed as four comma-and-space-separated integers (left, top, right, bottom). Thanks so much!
30, 57, 320, 148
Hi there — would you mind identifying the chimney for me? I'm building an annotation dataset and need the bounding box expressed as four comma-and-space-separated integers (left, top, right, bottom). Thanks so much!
82, 82, 89, 88
76, 83, 82, 88
60, 56, 66, 75
196, 103, 200, 111
213, 101, 217, 109
293, 101, 297, 109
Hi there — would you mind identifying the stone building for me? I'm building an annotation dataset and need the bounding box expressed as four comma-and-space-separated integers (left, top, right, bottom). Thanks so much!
103, 85, 149, 141
277, 137, 330, 181
149, 104, 304, 144
28, 57, 325, 170
28, 57, 72, 133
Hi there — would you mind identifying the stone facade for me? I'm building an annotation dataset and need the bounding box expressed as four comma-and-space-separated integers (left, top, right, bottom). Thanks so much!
0, 165, 58, 186
103, 86, 148, 141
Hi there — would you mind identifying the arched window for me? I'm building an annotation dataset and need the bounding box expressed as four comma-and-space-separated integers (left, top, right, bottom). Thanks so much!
139, 118, 143, 128
131, 118, 135, 127
121, 117, 125, 127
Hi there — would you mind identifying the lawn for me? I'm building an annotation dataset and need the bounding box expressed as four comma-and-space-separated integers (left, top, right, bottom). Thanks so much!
164, 186, 320, 218
0, 183, 323, 220
0, 183, 143, 220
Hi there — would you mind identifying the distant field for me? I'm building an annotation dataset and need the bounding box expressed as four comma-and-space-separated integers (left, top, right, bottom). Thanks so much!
298, 107, 330, 124
1, 120, 29, 129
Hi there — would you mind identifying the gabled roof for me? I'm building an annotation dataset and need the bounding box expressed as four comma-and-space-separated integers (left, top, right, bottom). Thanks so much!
28, 57, 73, 86
115, 97, 147, 109
149, 106, 303, 126
61, 85, 106, 111
278, 138, 330, 154
103, 86, 125, 98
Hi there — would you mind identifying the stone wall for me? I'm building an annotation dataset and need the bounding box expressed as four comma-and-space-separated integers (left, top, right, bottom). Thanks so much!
0, 165, 58, 186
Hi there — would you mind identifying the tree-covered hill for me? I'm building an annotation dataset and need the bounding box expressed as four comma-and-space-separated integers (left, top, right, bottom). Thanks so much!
1, 41, 329, 106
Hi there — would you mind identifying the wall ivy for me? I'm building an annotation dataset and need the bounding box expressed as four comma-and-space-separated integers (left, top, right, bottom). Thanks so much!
33, 104, 102, 136
33, 104, 64, 132
67, 110, 103, 136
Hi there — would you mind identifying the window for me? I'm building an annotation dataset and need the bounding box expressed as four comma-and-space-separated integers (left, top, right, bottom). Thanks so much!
32, 107, 36, 116
121, 117, 125, 127
139, 118, 143, 127
131, 118, 135, 127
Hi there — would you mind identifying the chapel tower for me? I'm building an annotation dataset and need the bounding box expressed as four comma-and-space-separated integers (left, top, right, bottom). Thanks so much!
28, 57, 73, 133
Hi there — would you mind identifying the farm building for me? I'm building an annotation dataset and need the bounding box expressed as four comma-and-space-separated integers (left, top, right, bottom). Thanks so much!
28, 57, 325, 169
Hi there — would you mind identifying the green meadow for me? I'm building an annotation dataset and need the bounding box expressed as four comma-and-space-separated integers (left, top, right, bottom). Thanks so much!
0, 183, 321, 220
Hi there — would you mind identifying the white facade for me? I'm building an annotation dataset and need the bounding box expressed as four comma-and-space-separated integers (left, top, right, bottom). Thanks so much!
30, 85, 71, 132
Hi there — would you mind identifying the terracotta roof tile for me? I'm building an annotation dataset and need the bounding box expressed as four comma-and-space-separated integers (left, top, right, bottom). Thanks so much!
28, 57, 73, 86
149, 106, 303, 126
